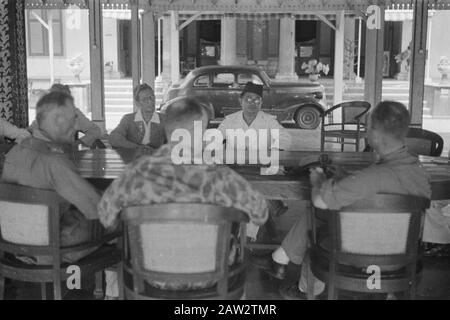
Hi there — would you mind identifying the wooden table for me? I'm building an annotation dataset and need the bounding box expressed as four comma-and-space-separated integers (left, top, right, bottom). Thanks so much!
74, 149, 450, 201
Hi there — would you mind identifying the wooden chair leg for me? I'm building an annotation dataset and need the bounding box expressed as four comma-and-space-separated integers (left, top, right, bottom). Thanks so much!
320, 134, 325, 152
41, 283, 47, 300
0, 275, 4, 300
305, 256, 315, 300
94, 271, 104, 299
53, 281, 62, 300
117, 264, 125, 300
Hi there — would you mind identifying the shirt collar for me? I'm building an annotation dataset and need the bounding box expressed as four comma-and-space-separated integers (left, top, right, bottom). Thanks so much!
134, 109, 160, 123
22, 136, 66, 154
240, 111, 263, 127
377, 146, 410, 164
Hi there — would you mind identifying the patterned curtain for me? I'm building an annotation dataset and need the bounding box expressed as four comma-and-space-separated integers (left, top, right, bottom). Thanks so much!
0, 0, 28, 128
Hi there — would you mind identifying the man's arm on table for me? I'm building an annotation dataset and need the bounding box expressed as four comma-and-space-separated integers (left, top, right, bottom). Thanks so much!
108, 115, 140, 149
74, 108, 103, 147
311, 167, 380, 211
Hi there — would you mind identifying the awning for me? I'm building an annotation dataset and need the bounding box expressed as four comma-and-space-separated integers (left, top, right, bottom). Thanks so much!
385, 9, 436, 21
24, 0, 450, 11
385, 9, 414, 21
101, 11, 347, 21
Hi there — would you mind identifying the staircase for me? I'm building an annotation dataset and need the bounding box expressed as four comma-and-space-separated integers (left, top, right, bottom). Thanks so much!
322, 79, 430, 115
104, 79, 134, 115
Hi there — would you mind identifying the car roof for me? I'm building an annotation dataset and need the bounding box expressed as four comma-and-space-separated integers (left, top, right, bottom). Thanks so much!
189, 65, 262, 76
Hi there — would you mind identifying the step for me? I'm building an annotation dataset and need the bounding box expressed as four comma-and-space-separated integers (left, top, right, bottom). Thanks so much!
104, 92, 133, 97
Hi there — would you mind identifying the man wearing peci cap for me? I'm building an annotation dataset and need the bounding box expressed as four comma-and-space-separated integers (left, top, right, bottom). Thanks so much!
218, 82, 292, 150
218, 82, 292, 241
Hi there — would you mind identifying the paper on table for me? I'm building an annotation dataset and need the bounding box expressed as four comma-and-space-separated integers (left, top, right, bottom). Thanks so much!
247, 222, 260, 241
442, 204, 450, 217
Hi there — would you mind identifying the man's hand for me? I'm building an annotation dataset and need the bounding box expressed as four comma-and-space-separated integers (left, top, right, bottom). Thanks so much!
309, 167, 327, 188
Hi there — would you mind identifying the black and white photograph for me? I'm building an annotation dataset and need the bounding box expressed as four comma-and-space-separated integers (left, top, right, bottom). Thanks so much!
0, 0, 449, 309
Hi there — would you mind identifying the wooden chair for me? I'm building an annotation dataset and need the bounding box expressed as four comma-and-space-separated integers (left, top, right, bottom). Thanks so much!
120, 203, 249, 300
321, 101, 371, 152
0, 183, 121, 300
306, 194, 430, 300
406, 127, 444, 157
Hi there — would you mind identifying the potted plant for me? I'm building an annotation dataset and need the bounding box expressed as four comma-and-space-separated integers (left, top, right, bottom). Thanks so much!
437, 56, 450, 84
301, 59, 330, 82
67, 54, 85, 83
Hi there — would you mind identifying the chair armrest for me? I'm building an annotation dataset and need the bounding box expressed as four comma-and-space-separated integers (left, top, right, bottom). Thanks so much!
322, 104, 343, 117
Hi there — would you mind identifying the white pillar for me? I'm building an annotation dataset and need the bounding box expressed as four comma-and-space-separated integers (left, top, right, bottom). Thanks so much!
170, 11, 180, 84
275, 17, 298, 81
88, 0, 105, 127
425, 13, 433, 83
220, 16, 237, 65
364, 6, 385, 110
344, 16, 355, 80
334, 11, 345, 105
131, 0, 141, 100
356, 18, 363, 82
142, 10, 156, 88
48, 11, 54, 84
161, 13, 180, 84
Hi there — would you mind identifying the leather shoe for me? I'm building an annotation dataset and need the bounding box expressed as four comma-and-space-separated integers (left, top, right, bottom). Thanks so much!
279, 283, 326, 300
251, 255, 287, 280
423, 243, 450, 258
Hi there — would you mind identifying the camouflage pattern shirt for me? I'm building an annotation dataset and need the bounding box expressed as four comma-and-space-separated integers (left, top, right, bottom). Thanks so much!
98, 144, 269, 229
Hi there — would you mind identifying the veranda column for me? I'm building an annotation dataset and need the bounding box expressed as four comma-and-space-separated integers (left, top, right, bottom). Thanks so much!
220, 16, 237, 65
161, 12, 180, 84
334, 11, 345, 105
88, 0, 105, 128
170, 11, 180, 84
409, 0, 428, 126
0, 0, 28, 127
130, 0, 141, 107
142, 10, 156, 88
275, 16, 298, 81
364, 6, 385, 110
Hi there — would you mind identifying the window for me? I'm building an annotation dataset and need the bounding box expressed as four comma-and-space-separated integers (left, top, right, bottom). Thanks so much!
212, 73, 235, 88
194, 75, 210, 87
237, 73, 264, 86
27, 10, 64, 56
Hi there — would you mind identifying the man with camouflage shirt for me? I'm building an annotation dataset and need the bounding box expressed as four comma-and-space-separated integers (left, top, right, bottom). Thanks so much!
98, 97, 269, 298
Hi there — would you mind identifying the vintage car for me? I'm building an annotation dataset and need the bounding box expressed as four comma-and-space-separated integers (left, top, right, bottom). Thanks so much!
161, 65, 328, 129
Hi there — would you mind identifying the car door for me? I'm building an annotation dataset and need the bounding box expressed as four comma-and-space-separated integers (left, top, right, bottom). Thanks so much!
236, 71, 273, 112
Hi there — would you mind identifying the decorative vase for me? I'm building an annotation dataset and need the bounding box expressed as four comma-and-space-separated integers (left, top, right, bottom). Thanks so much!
309, 74, 319, 82
437, 56, 450, 84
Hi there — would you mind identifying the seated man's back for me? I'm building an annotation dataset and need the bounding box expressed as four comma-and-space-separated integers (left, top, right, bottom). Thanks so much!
98, 97, 269, 292
1, 92, 101, 265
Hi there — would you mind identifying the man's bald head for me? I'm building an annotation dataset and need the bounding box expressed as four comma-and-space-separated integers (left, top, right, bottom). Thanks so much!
163, 97, 209, 138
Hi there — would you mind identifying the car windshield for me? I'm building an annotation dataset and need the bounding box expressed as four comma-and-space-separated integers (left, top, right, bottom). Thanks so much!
259, 70, 271, 86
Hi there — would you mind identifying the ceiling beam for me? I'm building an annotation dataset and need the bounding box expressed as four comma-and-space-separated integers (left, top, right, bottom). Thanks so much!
177, 11, 202, 30
315, 13, 336, 30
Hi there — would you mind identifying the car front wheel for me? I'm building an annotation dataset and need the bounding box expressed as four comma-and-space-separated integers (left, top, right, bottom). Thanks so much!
294, 106, 322, 130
